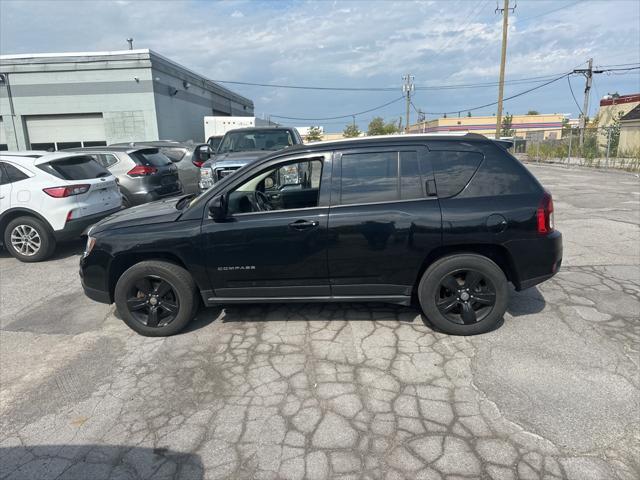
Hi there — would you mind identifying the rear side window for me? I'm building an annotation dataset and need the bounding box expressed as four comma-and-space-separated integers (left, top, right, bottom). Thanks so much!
340, 150, 424, 205
129, 150, 172, 167
38, 156, 110, 180
159, 147, 187, 162
425, 151, 483, 198
341, 152, 398, 205
462, 143, 541, 196
2, 162, 29, 183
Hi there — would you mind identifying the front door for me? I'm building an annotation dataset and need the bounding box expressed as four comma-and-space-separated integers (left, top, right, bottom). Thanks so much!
327, 146, 442, 298
202, 153, 333, 299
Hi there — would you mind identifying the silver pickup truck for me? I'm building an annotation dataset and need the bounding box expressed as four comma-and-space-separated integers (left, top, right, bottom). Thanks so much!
199, 127, 304, 190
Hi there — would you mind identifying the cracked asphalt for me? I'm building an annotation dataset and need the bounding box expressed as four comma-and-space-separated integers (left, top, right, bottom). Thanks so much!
0, 164, 638, 480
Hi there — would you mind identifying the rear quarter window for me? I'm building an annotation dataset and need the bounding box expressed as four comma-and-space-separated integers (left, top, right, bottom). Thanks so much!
38, 155, 110, 180
461, 143, 541, 197
425, 150, 483, 198
130, 150, 172, 167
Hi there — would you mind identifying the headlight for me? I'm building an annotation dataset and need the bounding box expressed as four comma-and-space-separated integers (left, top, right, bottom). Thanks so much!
199, 167, 214, 189
84, 236, 96, 258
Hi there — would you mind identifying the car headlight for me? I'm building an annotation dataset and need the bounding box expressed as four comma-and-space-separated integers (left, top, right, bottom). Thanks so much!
199, 167, 214, 189
84, 236, 96, 258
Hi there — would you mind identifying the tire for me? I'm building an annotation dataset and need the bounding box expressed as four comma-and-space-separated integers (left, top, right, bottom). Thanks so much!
121, 195, 131, 209
418, 254, 508, 335
3, 216, 56, 262
114, 260, 199, 336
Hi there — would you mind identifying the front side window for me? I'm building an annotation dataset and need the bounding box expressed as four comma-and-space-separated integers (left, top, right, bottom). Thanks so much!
227, 158, 323, 215
340, 150, 423, 205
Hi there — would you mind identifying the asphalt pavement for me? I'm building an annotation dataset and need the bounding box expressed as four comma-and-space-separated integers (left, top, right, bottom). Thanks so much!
0, 163, 638, 480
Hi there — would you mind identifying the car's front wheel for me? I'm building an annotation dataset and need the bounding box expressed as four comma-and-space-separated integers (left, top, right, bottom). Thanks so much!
114, 260, 199, 336
3, 216, 56, 262
418, 254, 508, 335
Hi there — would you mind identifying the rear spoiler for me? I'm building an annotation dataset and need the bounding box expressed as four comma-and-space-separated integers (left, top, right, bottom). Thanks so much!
493, 139, 514, 150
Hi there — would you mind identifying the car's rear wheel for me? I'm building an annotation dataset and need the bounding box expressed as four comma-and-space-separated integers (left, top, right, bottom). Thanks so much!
114, 260, 199, 336
418, 254, 508, 335
4, 216, 56, 262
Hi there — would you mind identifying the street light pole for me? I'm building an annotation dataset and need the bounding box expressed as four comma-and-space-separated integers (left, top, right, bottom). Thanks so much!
494, 0, 514, 139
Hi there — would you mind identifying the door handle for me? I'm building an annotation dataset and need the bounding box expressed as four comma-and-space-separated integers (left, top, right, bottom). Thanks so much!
289, 219, 319, 230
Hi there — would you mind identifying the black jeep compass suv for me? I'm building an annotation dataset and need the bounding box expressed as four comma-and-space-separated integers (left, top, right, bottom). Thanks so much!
80, 134, 562, 336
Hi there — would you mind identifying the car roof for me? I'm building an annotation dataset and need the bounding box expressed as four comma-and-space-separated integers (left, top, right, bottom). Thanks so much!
64, 146, 159, 153
225, 127, 297, 133
109, 141, 201, 148
0, 151, 91, 165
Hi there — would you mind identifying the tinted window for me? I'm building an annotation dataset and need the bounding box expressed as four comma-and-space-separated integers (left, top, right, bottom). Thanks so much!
159, 147, 187, 162
400, 151, 423, 199
39, 156, 110, 180
461, 144, 541, 197
129, 150, 172, 167
0, 163, 8, 185
426, 151, 483, 198
94, 153, 118, 168
3, 163, 29, 183
341, 152, 398, 205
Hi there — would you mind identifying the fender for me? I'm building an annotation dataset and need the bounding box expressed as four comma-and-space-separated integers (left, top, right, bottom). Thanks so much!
0, 207, 55, 233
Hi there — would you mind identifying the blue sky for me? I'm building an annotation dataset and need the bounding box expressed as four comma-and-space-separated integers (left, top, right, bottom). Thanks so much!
1, 0, 639, 131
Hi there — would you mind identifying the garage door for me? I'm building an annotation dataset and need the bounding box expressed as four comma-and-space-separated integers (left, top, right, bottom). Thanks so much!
25, 113, 106, 150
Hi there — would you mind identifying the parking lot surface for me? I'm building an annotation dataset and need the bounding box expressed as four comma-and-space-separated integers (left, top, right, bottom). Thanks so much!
0, 164, 638, 480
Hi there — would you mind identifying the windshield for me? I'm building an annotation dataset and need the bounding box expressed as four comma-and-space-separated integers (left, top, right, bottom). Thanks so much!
218, 130, 294, 154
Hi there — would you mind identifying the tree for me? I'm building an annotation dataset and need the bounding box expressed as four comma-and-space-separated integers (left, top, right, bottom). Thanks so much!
500, 113, 515, 137
526, 110, 540, 115
467, 111, 472, 117
304, 126, 323, 142
367, 117, 399, 136
343, 123, 362, 138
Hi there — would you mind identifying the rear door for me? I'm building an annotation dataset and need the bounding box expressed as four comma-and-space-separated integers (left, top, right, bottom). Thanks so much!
327, 145, 442, 297
0, 162, 14, 213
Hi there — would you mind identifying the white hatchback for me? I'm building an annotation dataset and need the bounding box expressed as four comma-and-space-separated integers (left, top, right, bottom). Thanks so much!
0, 151, 122, 262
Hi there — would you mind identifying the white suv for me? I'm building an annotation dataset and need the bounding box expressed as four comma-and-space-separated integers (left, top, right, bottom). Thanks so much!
0, 151, 122, 262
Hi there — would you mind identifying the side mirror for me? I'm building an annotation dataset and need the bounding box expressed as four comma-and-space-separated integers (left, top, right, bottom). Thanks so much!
199, 146, 211, 161
209, 194, 227, 221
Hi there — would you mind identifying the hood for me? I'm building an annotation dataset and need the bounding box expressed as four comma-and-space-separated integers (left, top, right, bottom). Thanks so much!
88, 197, 183, 235
203, 150, 268, 169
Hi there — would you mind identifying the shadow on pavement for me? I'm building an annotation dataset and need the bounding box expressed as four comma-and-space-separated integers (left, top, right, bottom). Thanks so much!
507, 285, 546, 317
0, 444, 203, 480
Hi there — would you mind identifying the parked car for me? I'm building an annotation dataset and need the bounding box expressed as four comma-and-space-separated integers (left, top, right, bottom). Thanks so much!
65, 146, 182, 207
110, 141, 213, 194
0, 151, 121, 262
207, 135, 223, 152
199, 127, 304, 190
80, 133, 562, 337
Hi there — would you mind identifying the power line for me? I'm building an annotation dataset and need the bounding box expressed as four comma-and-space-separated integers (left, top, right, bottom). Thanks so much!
567, 75, 583, 115
516, 0, 582, 22
269, 96, 404, 121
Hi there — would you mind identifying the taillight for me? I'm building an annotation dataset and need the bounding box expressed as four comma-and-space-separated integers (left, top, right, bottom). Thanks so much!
127, 165, 157, 177
192, 160, 205, 168
537, 192, 554, 234
43, 184, 90, 198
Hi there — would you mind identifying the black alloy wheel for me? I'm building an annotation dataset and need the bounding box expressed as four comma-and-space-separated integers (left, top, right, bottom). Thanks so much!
418, 254, 508, 335
435, 269, 496, 325
126, 275, 180, 328
114, 260, 199, 336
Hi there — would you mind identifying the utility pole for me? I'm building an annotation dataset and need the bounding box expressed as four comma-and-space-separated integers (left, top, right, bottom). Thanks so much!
573, 58, 594, 147
402, 74, 415, 133
494, 0, 515, 139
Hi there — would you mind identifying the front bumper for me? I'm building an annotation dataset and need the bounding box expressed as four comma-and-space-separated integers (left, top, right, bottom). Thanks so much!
54, 207, 122, 242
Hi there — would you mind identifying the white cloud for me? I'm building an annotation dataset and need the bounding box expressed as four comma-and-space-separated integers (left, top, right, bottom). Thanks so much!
0, 0, 638, 125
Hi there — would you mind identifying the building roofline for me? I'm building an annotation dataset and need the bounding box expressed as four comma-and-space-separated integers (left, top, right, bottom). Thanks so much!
0, 49, 151, 60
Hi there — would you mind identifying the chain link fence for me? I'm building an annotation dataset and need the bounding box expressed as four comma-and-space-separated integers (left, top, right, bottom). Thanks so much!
511, 127, 640, 172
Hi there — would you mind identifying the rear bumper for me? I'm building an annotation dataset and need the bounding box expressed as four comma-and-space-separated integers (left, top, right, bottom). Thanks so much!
510, 230, 563, 290
128, 184, 183, 206
54, 207, 121, 242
